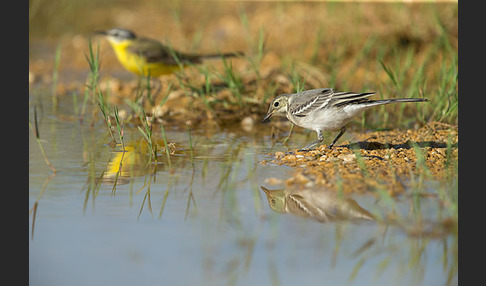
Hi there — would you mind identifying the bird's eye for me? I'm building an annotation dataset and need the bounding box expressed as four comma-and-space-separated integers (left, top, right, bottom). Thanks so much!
274, 102, 279, 107
271, 199, 276, 205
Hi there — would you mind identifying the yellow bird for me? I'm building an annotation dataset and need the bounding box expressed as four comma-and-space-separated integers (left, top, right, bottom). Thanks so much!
95, 28, 243, 77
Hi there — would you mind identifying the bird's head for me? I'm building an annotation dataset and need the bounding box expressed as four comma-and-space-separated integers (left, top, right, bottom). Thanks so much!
94, 28, 137, 44
262, 94, 290, 123
260, 186, 287, 213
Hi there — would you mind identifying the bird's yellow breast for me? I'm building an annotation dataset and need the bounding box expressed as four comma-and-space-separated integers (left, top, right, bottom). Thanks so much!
108, 40, 182, 77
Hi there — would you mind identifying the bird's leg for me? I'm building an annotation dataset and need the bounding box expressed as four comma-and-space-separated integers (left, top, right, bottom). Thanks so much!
328, 127, 346, 149
300, 129, 323, 151
282, 123, 295, 146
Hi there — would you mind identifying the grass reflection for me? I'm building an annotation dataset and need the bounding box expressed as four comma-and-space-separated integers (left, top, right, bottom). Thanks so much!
29, 173, 56, 240
84, 126, 266, 221
29, 103, 58, 240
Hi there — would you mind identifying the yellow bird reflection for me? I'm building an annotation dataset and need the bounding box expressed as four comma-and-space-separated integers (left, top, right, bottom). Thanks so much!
103, 142, 148, 184
103, 140, 179, 184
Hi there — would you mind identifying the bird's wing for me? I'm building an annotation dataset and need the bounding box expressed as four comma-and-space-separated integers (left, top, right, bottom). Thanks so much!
288, 88, 335, 117
127, 37, 200, 65
287, 194, 326, 219
289, 89, 377, 117
329, 91, 376, 107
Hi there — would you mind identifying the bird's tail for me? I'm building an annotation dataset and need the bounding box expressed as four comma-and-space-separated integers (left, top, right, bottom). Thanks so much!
364, 98, 428, 107
197, 51, 245, 60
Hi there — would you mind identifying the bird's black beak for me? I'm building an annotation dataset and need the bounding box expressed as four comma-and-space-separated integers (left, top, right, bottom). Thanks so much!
260, 186, 270, 195
262, 111, 273, 123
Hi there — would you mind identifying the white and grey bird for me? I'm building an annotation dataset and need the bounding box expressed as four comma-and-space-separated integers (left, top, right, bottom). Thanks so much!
262, 88, 428, 150
260, 186, 374, 223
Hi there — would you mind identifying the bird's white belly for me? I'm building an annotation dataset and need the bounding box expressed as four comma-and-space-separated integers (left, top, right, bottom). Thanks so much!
289, 107, 361, 131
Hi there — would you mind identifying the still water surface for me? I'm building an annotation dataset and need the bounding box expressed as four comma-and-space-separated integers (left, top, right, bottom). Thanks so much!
29, 90, 457, 285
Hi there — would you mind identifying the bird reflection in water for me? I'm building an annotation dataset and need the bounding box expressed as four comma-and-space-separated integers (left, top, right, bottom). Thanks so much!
103, 140, 178, 184
261, 186, 374, 223
103, 142, 149, 185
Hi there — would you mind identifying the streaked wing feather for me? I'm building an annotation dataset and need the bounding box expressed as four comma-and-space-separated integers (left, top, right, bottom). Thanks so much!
287, 194, 332, 222
287, 194, 318, 218
330, 92, 375, 107
289, 88, 334, 117
288, 88, 376, 117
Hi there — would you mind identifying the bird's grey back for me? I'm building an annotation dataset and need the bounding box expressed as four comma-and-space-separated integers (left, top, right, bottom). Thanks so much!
288, 88, 334, 116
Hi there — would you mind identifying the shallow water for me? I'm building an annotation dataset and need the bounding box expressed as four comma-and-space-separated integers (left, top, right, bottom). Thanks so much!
29, 89, 457, 286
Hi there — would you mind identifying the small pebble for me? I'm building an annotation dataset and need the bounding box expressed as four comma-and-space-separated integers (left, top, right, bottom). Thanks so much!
264, 177, 283, 185
241, 116, 255, 132
275, 152, 285, 158
338, 153, 357, 163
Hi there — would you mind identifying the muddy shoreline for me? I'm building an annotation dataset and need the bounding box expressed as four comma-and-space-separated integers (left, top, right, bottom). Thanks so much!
260, 124, 458, 195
